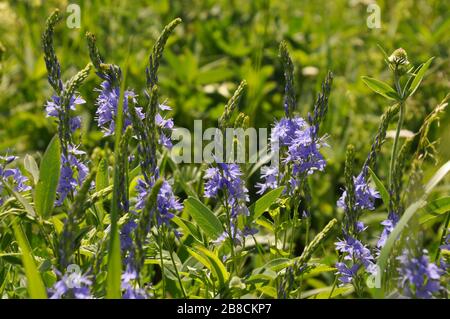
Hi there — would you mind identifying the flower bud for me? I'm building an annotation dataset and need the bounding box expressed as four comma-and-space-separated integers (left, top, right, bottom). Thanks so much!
388, 48, 409, 66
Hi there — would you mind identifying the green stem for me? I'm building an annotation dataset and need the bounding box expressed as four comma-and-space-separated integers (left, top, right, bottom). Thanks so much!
389, 101, 405, 189
158, 232, 166, 298
435, 212, 450, 263
167, 242, 187, 298
222, 191, 238, 276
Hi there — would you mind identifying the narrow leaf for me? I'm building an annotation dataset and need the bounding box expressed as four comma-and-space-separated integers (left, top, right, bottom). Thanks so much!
248, 186, 284, 221
419, 197, 450, 224
408, 57, 434, 97
24, 155, 39, 185
361, 76, 398, 100
184, 197, 224, 239
12, 220, 47, 298
368, 167, 390, 207
35, 136, 61, 218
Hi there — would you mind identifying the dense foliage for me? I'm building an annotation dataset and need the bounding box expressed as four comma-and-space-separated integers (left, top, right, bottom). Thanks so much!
0, 1, 449, 299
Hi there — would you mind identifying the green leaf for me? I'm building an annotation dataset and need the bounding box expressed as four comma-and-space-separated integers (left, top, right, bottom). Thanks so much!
248, 186, 284, 221
12, 220, 47, 298
95, 159, 109, 192
35, 136, 61, 218
171, 215, 203, 243
361, 76, 399, 100
368, 167, 390, 207
419, 197, 450, 224
184, 197, 224, 239
188, 245, 229, 287
3, 182, 36, 218
24, 154, 39, 185
408, 57, 434, 97
259, 258, 291, 272
377, 161, 450, 293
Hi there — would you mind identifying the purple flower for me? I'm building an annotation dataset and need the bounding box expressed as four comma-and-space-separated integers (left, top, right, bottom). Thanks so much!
335, 262, 360, 285
271, 117, 306, 147
45, 95, 86, 126
335, 235, 376, 285
337, 170, 380, 212
256, 166, 280, 195
49, 269, 92, 299
56, 145, 89, 205
0, 156, 31, 206
204, 163, 253, 245
136, 178, 183, 227
377, 212, 399, 249
155, 104, 175, 149
257, 116, 326, 194
397, 249, 444, 299
121, 266, 149, 299
204, 163, 249, 217
95, 81, 142, 136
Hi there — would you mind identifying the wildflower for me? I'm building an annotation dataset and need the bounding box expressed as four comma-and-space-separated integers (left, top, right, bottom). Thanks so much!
377, 212, 399, 248
49, 269, 92, 299
44, 92, 89, 206
397, 249, 444, 299
56, 145, 89, 205
136, 178, 182, 224
95, 80, 142, 136
256, 166, 279, 195
155, 104, 175, 149
45, 94, 85, 133
335, 263, 359, 284
388, 48, 409, 66
257, 116, 327, 194
204, 163, 249, 218
0, 155, 31, 205
335, 235, 377, 285
337, 171, 380, 212
204, 163, 252, 244
121, 266, 148, 299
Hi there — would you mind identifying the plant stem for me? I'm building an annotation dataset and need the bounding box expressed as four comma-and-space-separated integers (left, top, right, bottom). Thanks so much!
157, 232, 166, 298
167, 242, 187, 298
435, 212, 450, 263
222, 194, 238, 276
389, 101, 405, 189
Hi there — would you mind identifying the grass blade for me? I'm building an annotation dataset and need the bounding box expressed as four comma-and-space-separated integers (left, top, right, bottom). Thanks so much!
12, 220, 47, 298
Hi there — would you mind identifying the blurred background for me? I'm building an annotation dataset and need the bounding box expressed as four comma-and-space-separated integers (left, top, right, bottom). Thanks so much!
0, 0, 449, 237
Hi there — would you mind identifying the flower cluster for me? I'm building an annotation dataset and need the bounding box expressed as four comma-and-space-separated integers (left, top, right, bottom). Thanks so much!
49, 269, 92, 299
204, 163, 254, 244
45, 94, 89, 205
135, 178, 183, 227
377, 211, 399, 249
337, 171, 380, 212
397, 249, 444, 299
155, 104, 175, 149
121, 266, 149, 299
335, 235, 377, 285
95, 80, 143, 136
257, 116, 326, 194
0, 155, 31, 205
56, 145, 89, 205
335, 168, 379, 286
45, 95, 85, 133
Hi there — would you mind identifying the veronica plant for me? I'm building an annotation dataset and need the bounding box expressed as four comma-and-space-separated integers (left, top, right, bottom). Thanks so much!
42, 10, 91, 205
